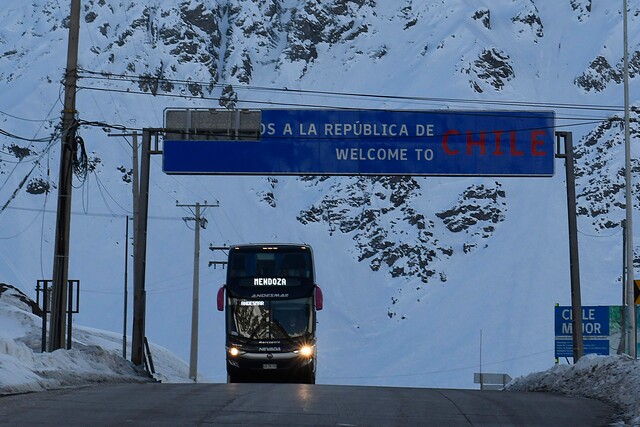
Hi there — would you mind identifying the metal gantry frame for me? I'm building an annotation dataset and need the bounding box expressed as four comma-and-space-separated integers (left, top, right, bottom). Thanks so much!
131, 123, 247, 367
128, 127, 590, 367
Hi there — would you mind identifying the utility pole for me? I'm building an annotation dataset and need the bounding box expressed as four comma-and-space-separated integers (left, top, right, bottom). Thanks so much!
132, 130, 151, 366
623, 0, 637, 358
619, 220, 627, 355
123, 215, 129, 359
48, 0, 81, 352
178, 201, 218, 382
556, 131, 584, 361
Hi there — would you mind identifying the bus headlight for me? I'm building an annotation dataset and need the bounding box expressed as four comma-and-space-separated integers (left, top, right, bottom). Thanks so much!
228, 347, 240, 357
299, 345, 313, 357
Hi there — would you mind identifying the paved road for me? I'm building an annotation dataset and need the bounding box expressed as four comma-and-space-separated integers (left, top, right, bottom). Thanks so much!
0, 383, 615, 426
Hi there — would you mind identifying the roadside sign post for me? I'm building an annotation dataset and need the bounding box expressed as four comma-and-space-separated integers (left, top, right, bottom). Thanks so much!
474, 373, 512, 391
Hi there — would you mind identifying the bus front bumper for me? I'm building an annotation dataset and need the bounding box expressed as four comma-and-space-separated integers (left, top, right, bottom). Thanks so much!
226, 349, 315, 376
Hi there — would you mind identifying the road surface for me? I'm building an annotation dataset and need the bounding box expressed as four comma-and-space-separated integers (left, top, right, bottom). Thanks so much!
0, 383, 615, 426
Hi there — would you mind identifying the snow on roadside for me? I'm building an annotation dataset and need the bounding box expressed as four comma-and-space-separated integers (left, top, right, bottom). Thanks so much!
0, 283, 190, 395
507, 354, 640, 426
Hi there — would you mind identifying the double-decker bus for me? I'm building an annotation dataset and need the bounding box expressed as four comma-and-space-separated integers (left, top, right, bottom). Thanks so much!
217, 244, 323, 384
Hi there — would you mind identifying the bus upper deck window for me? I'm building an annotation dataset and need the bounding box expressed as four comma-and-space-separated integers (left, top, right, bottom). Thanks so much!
279, 254, 307, 277
229, 254, 246, 277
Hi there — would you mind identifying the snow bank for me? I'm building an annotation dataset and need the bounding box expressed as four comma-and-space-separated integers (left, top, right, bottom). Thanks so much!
0, 283, 189, 395
508, 354, 640, 425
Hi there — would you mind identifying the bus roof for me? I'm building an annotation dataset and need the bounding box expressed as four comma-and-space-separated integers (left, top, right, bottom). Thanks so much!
229, 244, 312, 252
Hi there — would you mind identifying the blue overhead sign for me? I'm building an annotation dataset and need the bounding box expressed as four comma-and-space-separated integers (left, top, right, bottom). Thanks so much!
163, 109, 555, 176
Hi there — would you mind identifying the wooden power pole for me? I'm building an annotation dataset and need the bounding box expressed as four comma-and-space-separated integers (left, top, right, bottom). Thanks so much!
178, 202, 218, 381
49, 0, 81, 352
623, 0, 637, 359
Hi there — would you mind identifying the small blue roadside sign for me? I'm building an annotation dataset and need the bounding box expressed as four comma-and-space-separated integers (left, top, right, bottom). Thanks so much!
163, 109, 555, 176
554, 306, 610, 357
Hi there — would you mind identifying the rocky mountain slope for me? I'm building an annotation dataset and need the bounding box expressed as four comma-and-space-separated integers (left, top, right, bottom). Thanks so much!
1, 0, 639, 385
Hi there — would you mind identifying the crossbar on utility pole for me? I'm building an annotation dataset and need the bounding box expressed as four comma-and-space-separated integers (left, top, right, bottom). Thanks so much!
48, 0, 81, 352
178, 202, 219, 382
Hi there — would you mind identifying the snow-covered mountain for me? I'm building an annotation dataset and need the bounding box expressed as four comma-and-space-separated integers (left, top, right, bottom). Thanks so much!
1, 0, 639, 388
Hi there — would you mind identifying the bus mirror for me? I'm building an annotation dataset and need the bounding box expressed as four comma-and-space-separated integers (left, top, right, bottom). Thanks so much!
217, 286, 225, 311
315, 285, 323, 311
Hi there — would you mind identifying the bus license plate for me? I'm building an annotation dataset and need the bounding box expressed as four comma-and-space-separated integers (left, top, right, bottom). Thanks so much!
263, 363, 277, 370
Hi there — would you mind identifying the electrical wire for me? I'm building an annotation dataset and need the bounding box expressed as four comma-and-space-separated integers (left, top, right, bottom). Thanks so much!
322, 349, 552, 380
76, 84, 622, 122
0, 127, 56, 142
0, 96, 62, 196
578, 225, 624, 238
73, 135, 89, 182
91, 169, 132, 216
3, 204, 184, 221
75, 86, 610, 141
0, 198, 46, 239
76, 68, 629, 114
0, 131, 58, 214
0, 109, 57, 123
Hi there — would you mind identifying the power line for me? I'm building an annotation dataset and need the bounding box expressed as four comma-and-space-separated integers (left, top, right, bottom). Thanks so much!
91, 168, 131, 215
76, 85, 611, 134
3, 204, 185, 220
76, 66, 634, 128
0, 130, 59, 213
322, 349, 552, 380
77, 67, 627, 113
0, 109, 57, 123
0, 190, 46, 239
0, 97, 62, 196
0, 126, 58, 142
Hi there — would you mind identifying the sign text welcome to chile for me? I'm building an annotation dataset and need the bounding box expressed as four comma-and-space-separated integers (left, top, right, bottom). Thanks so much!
163, 110, 555, 177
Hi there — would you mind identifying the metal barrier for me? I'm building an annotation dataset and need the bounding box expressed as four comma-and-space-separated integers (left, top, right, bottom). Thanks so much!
474, 373, 512, 391
36, 279, 80, 351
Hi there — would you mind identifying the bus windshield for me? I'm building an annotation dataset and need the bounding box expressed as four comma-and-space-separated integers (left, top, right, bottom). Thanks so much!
227, 247, 313, 287
228, 297, 312, 339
